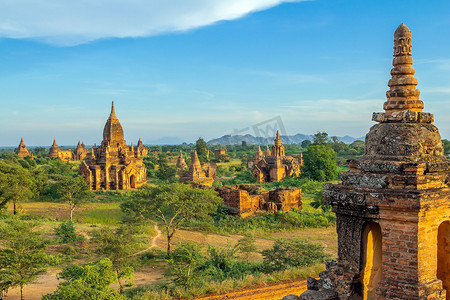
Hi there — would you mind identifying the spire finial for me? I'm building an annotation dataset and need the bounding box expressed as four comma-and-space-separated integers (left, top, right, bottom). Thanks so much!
383, 24, 423, 114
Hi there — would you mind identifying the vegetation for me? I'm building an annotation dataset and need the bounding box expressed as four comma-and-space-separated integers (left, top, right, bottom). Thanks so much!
121, 183, 222, 255
43, 258, 125, 300
0, 218, 54, 300
0, 135, 351, 299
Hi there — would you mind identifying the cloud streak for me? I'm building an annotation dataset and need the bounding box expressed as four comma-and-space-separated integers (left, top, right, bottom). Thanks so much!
0, 0, 305, 45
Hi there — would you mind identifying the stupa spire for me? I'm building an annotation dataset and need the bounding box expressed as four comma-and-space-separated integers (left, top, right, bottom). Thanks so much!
383, 24, 423, 114
52, 138, 57, 147
110, 101, 117, 118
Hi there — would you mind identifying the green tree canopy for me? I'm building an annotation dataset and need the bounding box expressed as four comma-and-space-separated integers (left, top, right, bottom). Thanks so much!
155, 154, 177, 184
195, 137, 209, 162
92, 226, 144, 293
43, 258, 124, 300
0, 218, 53, 300
121, 183, 222, 255
312, 132, 329, 145
302, 144, 338, 181
54, 175, 90, 221
0, 160, 34, 214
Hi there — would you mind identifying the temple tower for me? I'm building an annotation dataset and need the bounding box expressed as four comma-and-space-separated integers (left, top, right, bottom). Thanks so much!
300, 24, 450, 300
255, 145, 263, 161
48, 139, 61, 158
79, 102, 147, 190
264, 145, 271, 157
271, 130, 286, 157
15, 138, 31, 158
176, 151, 187, 170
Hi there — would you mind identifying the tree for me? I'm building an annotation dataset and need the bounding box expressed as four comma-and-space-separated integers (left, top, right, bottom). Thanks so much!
167, 242, 206, 287
312, 132, 329, 145
330, 136, 347, 153
0, 218, 52, 300
301, 139, 312, 149
302, 144, 338, 181
43, 258, 124, 300
121, 183, 222, 256
92, 226, 143, 293
195, 137, 209, 162
54, 176, 89, 222
262, 239, 329, 271
237, 234, 257, 262
0, 160, 34, 214
443, 139, 450, 156
155, 154, 177, 184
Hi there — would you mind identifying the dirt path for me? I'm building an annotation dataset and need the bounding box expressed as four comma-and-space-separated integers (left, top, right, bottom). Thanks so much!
131, 223, 162, 257
195, 279, 308, 300
4, 224, 163, 300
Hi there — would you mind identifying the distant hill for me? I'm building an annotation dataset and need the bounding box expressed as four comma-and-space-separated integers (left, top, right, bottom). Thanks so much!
207, 134, 364, 145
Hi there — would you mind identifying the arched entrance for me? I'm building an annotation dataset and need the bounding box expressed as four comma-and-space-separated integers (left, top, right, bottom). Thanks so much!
438, 221, 450, 300
360, 222, 382, 299
130, 175, 136, 188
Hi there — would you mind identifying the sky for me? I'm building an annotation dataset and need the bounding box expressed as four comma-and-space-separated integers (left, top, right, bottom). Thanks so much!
1, 0, 450, 146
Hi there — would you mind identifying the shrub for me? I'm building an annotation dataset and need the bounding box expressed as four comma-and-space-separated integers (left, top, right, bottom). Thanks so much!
262, 239, 329, 271
54, 221, 82, 243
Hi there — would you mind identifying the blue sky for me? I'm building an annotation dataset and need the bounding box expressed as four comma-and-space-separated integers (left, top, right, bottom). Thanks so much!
1, 0, 450, 146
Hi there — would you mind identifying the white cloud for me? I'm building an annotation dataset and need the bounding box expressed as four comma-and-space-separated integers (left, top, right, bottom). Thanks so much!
0, 0, 305, 45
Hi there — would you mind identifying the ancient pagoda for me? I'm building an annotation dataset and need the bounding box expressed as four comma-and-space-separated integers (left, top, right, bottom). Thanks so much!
15, 138, 31, 158
79, 102, 147, 190
252, 131, 301, 183
179, 150, 215, 186
48, 139, 72, 161
299, 24, 450, 300
176, 151, 187, 170
136, 138, 148, 157
73, 141, 88, 160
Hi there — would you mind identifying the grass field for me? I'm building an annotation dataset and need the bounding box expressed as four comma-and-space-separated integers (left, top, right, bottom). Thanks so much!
3, 193, 337, 299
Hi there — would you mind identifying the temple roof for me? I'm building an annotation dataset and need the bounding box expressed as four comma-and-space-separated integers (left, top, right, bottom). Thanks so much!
103, 101, 124, 143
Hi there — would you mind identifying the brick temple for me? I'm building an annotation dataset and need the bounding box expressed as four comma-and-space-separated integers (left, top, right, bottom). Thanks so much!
79, 102, 147, 190
179, 150, 215, 187
251, 131, 301, 183
298, 24, 450, 300
15, 138, 32, 158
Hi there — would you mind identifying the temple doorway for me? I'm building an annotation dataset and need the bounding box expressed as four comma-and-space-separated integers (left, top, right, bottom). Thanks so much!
130, 175, 136, 188
360, 222, 382, 300
438, 221, 450, 300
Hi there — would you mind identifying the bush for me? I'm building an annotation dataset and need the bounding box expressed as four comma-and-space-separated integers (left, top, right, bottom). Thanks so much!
54, 221, 83, 243
262, 239, 329, 271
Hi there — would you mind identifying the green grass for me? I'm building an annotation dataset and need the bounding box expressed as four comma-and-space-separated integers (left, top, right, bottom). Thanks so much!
75, 203, 123, 225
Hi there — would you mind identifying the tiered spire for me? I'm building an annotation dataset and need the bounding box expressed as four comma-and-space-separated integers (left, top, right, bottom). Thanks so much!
383, 24, 423, 114
264, 145, 271, 157
15, 137, 31, 158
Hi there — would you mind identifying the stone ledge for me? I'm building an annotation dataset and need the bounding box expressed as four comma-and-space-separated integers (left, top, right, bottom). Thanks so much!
372, 110, 433, 123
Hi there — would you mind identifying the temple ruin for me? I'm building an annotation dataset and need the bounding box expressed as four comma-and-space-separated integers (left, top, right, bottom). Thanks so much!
15, 138, 32, 159
48, 139, 73, 161
215, 184, 302, 218
179, 150, 215, 187
176, 151, 187, 170
79, 102, 147, 190
73, 141, 88, 160
298, 24, 450, 300
252, 131, 301, 183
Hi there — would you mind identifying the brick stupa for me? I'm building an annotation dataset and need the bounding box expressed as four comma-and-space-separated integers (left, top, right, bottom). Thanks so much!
299, 24, 450, 300
15, 138, 31, 158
